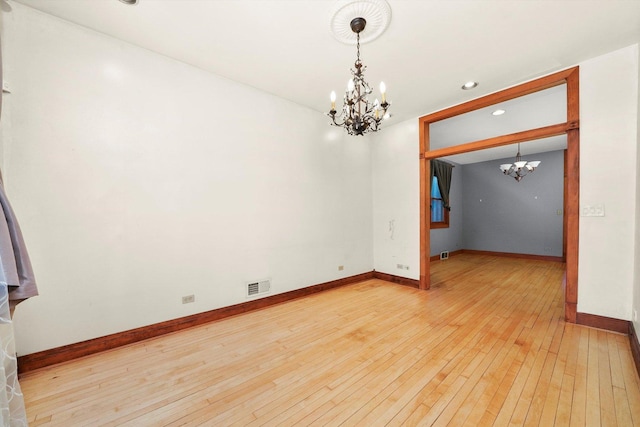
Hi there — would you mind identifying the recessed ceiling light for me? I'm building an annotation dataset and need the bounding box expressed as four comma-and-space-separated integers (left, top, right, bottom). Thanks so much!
118, 0, 138, 5
461, 81, 478, 90
492, 109, 506, 116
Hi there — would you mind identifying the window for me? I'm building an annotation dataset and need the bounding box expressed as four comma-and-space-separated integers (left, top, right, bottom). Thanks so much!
430, 176, 449, 228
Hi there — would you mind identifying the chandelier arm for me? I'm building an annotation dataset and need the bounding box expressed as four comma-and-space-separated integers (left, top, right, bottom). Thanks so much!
328, 110, 347, 127
329, 117, 347, 127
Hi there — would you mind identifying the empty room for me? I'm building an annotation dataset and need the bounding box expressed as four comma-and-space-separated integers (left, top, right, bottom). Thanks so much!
1, 0, 640, 425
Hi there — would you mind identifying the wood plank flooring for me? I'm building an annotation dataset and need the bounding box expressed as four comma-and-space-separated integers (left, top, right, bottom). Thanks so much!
20, 254, 640, 426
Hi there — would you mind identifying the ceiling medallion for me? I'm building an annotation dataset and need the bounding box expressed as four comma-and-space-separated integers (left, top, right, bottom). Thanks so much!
330, 0, 392, 44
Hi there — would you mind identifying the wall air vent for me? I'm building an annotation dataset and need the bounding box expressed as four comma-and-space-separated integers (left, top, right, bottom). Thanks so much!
440, 251, 449, 260
247, 279, 271, 297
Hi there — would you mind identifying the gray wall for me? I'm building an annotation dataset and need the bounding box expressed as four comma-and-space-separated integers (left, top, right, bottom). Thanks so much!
461, 150, 564, 256
430, 163, 463, 256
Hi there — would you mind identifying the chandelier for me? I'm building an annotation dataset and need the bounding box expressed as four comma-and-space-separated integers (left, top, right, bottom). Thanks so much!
328, 17, 390, 136
499, 143, 541, 182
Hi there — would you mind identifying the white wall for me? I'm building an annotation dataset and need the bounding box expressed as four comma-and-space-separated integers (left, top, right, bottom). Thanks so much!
577, 45, 638, 320
371, 118, 419, 279
372, 44, 639, 321
3, 4, 373, 355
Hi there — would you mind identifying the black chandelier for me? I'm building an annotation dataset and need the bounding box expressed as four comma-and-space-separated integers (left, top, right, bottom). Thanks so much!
328, 17, 390, 136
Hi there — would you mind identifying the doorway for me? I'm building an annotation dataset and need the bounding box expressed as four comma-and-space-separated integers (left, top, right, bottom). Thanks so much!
418, 67, 579, 323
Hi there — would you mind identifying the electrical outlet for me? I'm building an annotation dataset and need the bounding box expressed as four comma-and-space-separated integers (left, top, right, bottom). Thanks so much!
182, 294, 195, 304
338, 265, 344, 271
634, 310, 638, 322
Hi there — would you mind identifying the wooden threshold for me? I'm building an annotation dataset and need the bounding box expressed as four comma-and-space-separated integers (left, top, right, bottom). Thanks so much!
18, 271, 374, 374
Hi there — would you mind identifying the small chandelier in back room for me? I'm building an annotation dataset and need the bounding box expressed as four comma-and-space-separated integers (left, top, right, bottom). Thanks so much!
328, 0, 392, 136
499, 143, 541, 182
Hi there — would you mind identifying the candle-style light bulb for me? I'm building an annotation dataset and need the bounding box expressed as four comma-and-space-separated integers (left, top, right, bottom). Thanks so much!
380, 81, 387, 104
330, 91, 336, 110
347, 79, 355, 92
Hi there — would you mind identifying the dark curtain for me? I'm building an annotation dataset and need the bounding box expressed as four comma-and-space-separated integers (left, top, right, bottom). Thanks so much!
0, 173, 39, 304
431, 160, 454, 211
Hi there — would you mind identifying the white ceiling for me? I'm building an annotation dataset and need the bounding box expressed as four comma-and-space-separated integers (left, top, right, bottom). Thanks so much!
431, 85, 566, 150
433, 84, 567, 164
9, 0, 640, 127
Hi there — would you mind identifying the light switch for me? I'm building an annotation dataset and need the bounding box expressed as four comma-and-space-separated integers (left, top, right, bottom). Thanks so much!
580, 204, 605, 217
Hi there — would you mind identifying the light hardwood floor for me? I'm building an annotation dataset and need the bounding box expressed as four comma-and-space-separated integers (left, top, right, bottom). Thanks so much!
20, 254, 640, 426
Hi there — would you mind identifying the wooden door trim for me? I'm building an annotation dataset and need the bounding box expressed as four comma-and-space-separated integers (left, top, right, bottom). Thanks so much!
418, 67, 579, 323
423, 122, 577, 160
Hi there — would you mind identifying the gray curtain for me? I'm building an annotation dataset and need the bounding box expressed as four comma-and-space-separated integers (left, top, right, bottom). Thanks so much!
431, 160, 454, 211
0, 173, 38, 304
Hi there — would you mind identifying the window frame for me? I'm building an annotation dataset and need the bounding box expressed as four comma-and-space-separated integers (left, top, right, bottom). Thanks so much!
430, 176, 449, 229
